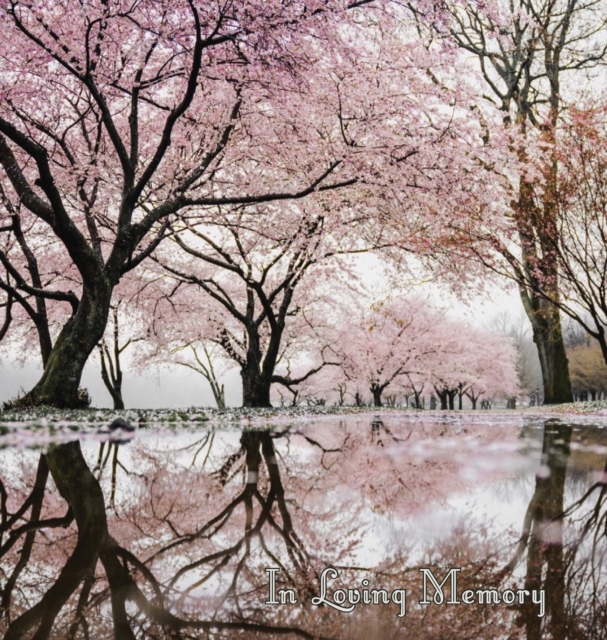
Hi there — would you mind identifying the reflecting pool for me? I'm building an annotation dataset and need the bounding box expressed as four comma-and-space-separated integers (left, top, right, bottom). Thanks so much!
1, 412, 607, 639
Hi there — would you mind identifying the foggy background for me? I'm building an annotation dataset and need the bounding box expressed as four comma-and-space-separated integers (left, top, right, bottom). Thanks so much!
0, 279, 524, 409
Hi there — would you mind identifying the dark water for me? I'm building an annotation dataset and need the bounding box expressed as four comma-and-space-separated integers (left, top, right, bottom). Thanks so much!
1, 413, 607, 639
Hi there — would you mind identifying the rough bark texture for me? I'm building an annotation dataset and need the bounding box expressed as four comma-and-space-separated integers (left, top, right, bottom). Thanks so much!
517, 171, 573, 406
525, 300, 573, 405
25, 282, 112, 407
241, 364, 272, 408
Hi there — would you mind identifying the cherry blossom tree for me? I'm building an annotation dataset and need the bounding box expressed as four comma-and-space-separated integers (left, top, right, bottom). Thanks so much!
0, 0, 526, 409
461, 331, 520, 409
145, 5, 515, 408
421, 0, 607, 404
146, 324, 235, 409
426, 322, 519, 410
155, 208, 359, 406
280, 295, 519, 409
115, 268, 238, 407
143, 257, 343, 407
504, 106, 607, 373
328, 296, 443, 407
170, 342, 230, 409
0, 0, 397, 407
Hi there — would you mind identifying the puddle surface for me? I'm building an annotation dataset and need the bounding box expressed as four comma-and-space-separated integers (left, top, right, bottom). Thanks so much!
1, 413, 607, 639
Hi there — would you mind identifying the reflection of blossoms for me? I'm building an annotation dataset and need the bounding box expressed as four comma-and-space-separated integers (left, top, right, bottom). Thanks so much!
3, 416, 607, 638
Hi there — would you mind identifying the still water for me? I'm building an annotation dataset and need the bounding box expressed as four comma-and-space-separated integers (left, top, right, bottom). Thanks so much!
1, 412, 607, 639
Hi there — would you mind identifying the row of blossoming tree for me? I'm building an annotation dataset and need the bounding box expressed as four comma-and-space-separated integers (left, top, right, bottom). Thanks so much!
108, 289, 521, 409
292, 296, 521, 409
1, 0, 607, 409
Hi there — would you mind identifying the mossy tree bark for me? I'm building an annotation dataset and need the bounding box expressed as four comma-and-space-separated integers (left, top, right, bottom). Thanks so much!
516, 178, 573, 405
27, 280, 112, 407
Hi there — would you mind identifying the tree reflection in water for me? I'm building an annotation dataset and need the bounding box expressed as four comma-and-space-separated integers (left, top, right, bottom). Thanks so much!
1, 416, 607, 639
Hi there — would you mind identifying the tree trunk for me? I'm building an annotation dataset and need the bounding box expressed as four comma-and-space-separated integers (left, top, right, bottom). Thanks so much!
26, 282, 112, 407
216, 384, 226, 410
471, 397, 477, 410
241, 364, 272, 408
101, 383, 125, 410
238, 320, 282, 408
526, 301, 573, 405
34, 314, 53, 368
371, 385, 383, 407
100, 357, 125, 410
517, 171, 573, 406
112, 392, 125, 411
448, 390, 456, 410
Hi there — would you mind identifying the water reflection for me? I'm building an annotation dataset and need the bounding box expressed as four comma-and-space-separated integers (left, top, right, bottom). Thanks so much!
1, 415, 607, 639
